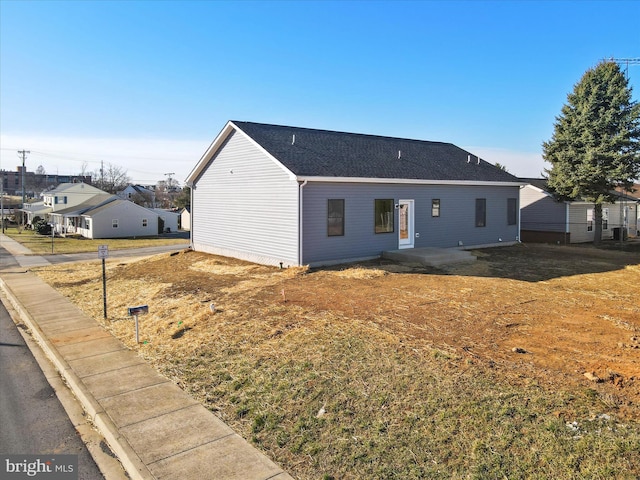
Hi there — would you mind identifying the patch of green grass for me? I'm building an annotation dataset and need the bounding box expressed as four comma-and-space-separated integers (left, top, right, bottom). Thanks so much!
4, 227, 187, 254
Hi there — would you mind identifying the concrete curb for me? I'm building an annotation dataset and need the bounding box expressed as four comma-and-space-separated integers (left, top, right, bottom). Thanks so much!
0, 274, 154, 480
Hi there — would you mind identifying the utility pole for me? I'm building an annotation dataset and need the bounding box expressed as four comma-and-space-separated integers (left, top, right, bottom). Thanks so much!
1, 172, 4, 234
17, 150, 30, 206
164, 172, 175, 190
606, 58, 640, 80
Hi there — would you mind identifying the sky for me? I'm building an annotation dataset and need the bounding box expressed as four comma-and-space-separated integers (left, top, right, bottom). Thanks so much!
1, 0, 639, 186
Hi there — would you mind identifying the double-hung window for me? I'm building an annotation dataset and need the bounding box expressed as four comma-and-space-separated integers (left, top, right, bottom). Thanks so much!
475, 199, 486, 227
375, 199, 394, 233
328, 199, 344, 236
432, 199, 440, 217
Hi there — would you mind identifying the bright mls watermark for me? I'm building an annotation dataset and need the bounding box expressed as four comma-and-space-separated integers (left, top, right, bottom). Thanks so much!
1, 455, 77, 479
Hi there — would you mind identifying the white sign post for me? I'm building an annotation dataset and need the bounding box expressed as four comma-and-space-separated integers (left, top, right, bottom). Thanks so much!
98, 245, 109, 318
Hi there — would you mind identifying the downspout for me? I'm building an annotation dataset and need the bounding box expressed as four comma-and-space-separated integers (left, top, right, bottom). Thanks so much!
298, 180, 308, 266
565, 202, 570, 245
187, 182, 194, 250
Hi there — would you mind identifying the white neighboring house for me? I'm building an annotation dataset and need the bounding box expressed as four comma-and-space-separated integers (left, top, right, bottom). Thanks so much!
80, 199, 160, 239
180, 207, 191, 231
22, 182, 105, 226
149, 208, 180, 232
520, 179, 638, 243
22, 201, 52, 226
49, 194, 117, 235
118, 185, 156, 208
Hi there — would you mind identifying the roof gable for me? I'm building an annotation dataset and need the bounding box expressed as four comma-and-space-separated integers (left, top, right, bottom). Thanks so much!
49, 194, 118, 215
521, 178, 640, 204
47, 182, 105, 195
231, 121, 521, 183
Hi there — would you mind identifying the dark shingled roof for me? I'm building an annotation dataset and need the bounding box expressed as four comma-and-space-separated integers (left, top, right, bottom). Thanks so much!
233, 121, 520, 183
519, 178, 550, 191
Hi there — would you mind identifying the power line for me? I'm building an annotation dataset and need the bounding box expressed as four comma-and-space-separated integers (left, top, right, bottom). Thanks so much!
605, 57, 640, 80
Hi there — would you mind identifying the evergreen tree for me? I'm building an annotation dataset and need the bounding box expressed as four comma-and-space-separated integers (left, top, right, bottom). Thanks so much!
542, 61, 640, 244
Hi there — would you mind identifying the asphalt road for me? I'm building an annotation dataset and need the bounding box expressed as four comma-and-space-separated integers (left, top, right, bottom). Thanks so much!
0, 300, 104, 479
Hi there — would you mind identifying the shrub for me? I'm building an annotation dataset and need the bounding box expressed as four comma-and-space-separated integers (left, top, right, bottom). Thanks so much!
34, 219, 52, 235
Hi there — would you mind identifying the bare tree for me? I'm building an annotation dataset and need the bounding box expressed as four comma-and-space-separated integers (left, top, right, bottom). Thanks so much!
93, 163, 131, 193
34, 165, 47, 191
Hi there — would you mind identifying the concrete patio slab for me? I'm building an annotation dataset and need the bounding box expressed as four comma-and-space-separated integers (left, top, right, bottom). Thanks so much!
383, 246, 477, 267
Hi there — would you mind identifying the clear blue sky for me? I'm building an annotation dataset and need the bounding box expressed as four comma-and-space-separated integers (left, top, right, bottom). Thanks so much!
1, 0, 638, 184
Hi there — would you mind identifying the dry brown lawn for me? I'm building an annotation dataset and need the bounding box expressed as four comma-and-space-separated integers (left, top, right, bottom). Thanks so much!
34, 243, 640, 479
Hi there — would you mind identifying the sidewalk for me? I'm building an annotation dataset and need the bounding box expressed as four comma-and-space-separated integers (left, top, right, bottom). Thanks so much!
0, 234, 293, 480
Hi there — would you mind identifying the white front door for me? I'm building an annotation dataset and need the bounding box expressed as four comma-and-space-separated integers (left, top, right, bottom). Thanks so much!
398, 199, 414, 249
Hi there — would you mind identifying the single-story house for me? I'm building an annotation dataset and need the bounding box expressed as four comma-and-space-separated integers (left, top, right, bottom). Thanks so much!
520, 179, 639, 243
616, 184, 640, 236
179, 207, 191, 231
186, 121, 523, 267
79, 199, 160, 239
149, 208, 180, 232
118, 184, 157, 208
49, 194, 118, 235
49, 195, 160, 239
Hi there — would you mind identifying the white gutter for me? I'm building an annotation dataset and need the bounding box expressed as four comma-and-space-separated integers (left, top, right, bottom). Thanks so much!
295, 176, 525, 187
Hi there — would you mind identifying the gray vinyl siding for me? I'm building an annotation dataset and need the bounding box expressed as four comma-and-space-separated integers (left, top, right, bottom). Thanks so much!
192, 131, 299, 266
520, 185, 567, 233
302, 182, 520, 265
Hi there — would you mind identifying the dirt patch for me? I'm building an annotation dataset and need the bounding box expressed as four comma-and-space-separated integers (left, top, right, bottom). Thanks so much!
39, 243, 640, 416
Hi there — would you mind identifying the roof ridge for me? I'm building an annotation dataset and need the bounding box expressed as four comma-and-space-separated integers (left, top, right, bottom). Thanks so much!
231, 120, 455, 147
